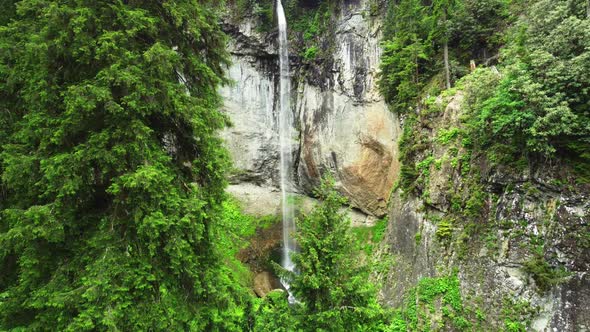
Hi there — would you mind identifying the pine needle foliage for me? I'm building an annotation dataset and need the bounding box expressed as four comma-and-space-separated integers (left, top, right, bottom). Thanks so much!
287, 177, 386, 331
0, 1, 250, 330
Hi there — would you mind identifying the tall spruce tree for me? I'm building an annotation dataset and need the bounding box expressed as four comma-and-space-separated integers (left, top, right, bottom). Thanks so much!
0, 1, 249, 330
288, 178, 385, 331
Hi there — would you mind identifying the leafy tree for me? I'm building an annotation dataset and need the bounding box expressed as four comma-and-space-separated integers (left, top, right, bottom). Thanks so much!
0, 0, 251, 330
448, 0, 510, 62
380, 0, 513, 112
463, 0, 590, 172
286, 177, 386, 331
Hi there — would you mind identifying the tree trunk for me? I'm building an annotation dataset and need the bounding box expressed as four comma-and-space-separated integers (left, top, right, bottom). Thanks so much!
444, 40, 451, 89
443, 10, 451, 89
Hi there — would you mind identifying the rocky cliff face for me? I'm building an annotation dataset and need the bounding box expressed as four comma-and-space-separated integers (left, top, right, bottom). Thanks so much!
221, 1, 589, 330
380, 95, 590, 331
221, 0, 399, 219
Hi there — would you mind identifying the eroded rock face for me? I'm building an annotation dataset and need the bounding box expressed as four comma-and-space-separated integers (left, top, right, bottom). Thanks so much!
221, 0, 399, 217
381, 94, 590, 331
219, 45, 279, 187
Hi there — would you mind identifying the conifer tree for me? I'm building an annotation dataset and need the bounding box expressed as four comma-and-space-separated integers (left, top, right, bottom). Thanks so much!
0, 1, 249, 330
380, 0, 435, 112
288, 178, 385, 331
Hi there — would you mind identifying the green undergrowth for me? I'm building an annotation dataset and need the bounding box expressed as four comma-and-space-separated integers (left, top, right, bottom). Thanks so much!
352, 218, 388, 255
286, 0, 336, 62
231, 0, 274, 32
389, 274, 474, 331
388, 275, 539, 331
523, 254, 570, 294
500, 297, 537, 332
219, 197, 280, 287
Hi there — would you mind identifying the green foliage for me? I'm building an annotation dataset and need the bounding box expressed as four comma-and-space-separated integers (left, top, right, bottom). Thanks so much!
464, 186, 486, 218
232, 0, 275, 32
372, 218, 388, 243
0, 1, 252, 330
523, 255, 569, 293
287, 0, 335, 63
500, 297, 536, 332
448, 0, 511, 60
218, 198, 280, 288
436, 127, 460, 145
436, 218, 454, 242
460, 0, 590, 170
287, 0, 331, 36
219, 198, 265, 254
303, 45, 319, 60
416, 156, 435, 178
379, 0, 509, 112
388, 275, 472, 331
379, 0, 436, 112
251, 290, 302, 332
397, 115, 422, 193
0, 0, 16, 26
287, 177, 387, 331
352, 217, 388, 255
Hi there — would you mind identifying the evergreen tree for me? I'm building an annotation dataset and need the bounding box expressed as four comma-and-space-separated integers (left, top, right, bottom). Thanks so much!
448, 0, 510, 62
380, 0, 511, 111
380, 0, 435, 112
287, 178, 385, 331
251, 290, 301, 332
431, 0, 459, 89
0, 1, 249, 330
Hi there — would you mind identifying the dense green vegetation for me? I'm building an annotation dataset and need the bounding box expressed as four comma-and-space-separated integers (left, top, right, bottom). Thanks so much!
381, 1, 588, 329
462, 0, 590, 170
253, 178, 387, 331
0, 1, 252, 330
381, 0, 590, 172
352, 217, 388, 255
2, 0, 587, 330
380, 0, 510, 111
288, 178, 385, 331
232, 0, 275, 32
389, 275, 471, 331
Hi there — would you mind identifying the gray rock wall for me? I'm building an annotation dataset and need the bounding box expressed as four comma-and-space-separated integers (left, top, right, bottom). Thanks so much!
221, 0, 399, 218
380, 95, 590, 331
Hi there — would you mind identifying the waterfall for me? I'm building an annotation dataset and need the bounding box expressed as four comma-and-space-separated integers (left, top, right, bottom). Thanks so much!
276, 0, 296, 301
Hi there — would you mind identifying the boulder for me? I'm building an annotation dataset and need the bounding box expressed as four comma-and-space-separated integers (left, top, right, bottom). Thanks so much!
253, 271, 284, 298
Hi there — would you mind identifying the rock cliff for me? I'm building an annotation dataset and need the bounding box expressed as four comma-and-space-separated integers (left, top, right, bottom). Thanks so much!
380, 94, 589, 331
221, 0, 399, 218
221, 0, 589, 330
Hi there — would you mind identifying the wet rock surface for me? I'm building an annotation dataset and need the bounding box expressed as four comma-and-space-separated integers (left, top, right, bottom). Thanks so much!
221, 0, 398, 218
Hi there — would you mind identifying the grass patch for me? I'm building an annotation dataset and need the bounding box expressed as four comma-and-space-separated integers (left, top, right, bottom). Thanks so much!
352, 218, 388, 255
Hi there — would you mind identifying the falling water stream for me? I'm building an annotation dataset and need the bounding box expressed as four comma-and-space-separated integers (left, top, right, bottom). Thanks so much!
276, 0, 296, 302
